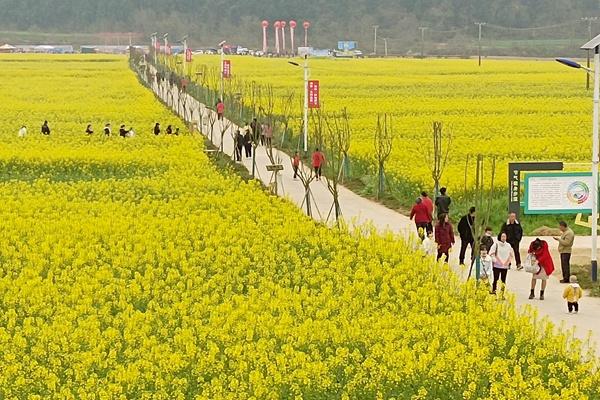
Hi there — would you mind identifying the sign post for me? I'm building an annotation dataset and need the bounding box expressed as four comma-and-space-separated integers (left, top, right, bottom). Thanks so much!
308, 80, 320, 109
185, 48, 192, 63
508, 161, 563, 218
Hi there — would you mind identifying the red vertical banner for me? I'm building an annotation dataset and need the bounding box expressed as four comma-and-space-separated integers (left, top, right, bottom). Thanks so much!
185, 48, 193, 63
223, 60, 231, 78
155, 40, 160, 51
308, 80, 320, 108
166, 44, 172, 55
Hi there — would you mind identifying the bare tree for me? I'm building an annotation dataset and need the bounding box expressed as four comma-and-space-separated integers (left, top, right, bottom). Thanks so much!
425, 121, 452, 196
374, 114, 394, 200
467, 155, 497, 280
278, 90, 296, 148
323, 109, 352, 224
206, 109, 218, 144
218, 118, 233, 154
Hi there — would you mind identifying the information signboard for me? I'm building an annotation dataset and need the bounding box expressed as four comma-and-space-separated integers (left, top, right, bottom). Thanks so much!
524, 172, 595, 214
308, 80, 320, 108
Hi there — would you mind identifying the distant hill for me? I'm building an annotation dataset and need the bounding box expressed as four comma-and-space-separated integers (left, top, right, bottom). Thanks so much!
1, 0, 599, 55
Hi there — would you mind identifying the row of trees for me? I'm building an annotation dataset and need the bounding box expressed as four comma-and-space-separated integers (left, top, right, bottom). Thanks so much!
2, 0, 599, 50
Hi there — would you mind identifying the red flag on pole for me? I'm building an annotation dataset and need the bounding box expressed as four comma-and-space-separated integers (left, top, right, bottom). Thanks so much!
223, 60, 231, 78
185, 48, 193, 63
308, 80, 320, 108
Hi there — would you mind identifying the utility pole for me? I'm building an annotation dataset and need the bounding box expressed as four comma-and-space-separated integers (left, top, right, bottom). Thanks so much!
373, 25, 379, 55
163, 33, 169, 57
219, 41, 226, 102
474, 22, 486, 66
303, 55, 309, 152
383, 38, 388, 57
583, 17, 598, 90
150, 33, 158, 64
418, 27, 427, 58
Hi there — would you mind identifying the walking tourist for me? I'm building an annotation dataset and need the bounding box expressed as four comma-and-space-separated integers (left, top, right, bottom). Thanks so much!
473, 245, 494, 291
312, 148, 326, 181
554, 221, 575, 283
434, 213, 454, 262
410, 198, 432, 240
489, 232, 514, 296
420, 191, 434, 233
263, 123, 273, 147
435, 187, 451, 216
153, 122, 161, 135
480, 227, 495, 252
216, 99, 225, 120
458, 207, 476, 266
166, 125, 173, 135
563, 275, 583, 314
243, 129, 252, 158
18, 126, 27, 137
234, 129, 244, 162
292, 152, 301, 179
422, 231, 437, 257
527, 238, 555, 300
85, 124, 93, 135
41, 120, 50, 135
499, 212, 523, 270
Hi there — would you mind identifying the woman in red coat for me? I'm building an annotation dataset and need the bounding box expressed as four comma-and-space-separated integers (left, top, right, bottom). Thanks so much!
410, 197, 433, 240
528, 238, 555, 300
435, 213, 455, 262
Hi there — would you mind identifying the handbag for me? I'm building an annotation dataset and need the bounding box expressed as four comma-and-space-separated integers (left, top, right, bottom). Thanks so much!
523, 254, 541, 274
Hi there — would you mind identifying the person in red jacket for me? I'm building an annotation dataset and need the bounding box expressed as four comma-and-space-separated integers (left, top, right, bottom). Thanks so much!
435, 213, 455, 262
410, 198, 432, 240
420, 191, 434, 232
528, 238, 555, 300
216, 99, 225, 120
312, 148, 326, 181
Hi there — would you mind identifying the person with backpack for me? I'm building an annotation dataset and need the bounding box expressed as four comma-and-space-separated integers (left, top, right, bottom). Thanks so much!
119, 124, 129, 137
499, 212, 524, 270
457, 207, 476, 266
435, 187, 451, 216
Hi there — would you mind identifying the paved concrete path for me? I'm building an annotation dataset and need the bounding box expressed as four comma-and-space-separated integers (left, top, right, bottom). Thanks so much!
147, 73, 600, 356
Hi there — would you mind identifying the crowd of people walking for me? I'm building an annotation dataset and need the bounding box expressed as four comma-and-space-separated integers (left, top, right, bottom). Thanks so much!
17, 120, 186, 138
412, 187, 582, 310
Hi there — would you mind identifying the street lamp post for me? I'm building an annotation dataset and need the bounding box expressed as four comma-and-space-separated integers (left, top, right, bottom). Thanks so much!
557, 34, 600, 282
474, 22, 486, 66
219, 40, 226, 102
289, 55, 309, 153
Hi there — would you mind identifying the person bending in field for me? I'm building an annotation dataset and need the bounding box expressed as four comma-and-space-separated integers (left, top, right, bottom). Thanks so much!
41, 120, 50, 135
104, 123, 112, 136
85, 124, 94, 135
18, 126, 27, 137
153, 122, 161, 135
119, 125, 129, 138
312, 148, 326, 181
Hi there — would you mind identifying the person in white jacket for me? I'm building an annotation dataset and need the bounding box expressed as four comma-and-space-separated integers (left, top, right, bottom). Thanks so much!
18, 125, 27, 137
472, 245, 493, 291
422, 231, 437, 257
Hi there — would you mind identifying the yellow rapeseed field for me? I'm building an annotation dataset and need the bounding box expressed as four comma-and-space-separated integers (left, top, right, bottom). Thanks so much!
195, 56, 591, 191
0, 54, 599, 399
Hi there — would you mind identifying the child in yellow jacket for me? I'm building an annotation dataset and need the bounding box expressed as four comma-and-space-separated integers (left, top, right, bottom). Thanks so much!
562, 275, 583, 314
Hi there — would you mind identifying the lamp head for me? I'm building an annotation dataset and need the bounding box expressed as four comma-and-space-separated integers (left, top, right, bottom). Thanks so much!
218, 40, 226, 47
556, 58, 582, 69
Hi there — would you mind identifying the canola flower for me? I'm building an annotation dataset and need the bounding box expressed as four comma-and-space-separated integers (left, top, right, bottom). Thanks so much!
0, 55, 599, 399
193, 56, 592, 191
